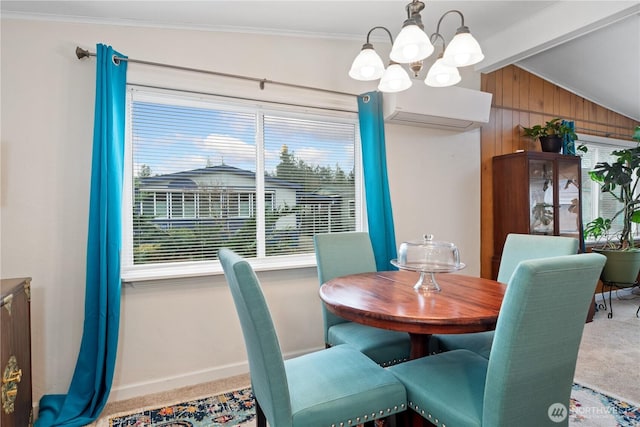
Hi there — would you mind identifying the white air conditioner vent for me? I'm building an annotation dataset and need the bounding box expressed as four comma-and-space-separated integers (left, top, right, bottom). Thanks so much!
383, 85, 493, 132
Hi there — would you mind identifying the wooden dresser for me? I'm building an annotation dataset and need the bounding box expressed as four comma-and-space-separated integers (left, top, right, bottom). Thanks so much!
1, 278, 33, 427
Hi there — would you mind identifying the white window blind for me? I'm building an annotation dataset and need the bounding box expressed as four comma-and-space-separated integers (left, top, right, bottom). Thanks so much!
123, 88, 360, 278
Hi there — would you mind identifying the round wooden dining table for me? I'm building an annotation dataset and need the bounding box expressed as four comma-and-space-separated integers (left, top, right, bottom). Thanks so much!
319, 270, 507, 359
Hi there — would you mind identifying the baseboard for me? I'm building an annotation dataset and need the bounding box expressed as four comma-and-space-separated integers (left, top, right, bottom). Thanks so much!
107, 362, 250, 403
31, 362, 250, 423
106, 345, 323, 402
31, 345, 324, 422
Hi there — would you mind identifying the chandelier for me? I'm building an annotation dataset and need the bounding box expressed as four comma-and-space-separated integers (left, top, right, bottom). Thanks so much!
349, 0, 484, 93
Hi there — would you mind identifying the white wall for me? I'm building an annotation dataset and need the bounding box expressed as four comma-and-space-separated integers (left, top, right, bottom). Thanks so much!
0, 17, 481, 408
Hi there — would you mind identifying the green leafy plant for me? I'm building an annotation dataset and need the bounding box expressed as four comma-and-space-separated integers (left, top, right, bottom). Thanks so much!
522, 117, 578, 140
583, 217, 612, 246
584, 125, 640, 249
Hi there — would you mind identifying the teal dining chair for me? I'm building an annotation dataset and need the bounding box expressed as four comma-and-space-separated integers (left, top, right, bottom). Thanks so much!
218, 248, 407, 427
432, 233, 579, 358
314, 232, 411, 366
389, 253, 606, 427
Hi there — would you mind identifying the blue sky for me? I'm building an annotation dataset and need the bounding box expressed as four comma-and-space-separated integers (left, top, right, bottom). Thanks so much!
131, 101, 356, 177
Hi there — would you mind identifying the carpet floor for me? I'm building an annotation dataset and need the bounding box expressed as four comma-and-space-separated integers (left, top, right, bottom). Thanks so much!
574, 290, 640, 402
90, 291, 640, 427
99, 382, 639, 427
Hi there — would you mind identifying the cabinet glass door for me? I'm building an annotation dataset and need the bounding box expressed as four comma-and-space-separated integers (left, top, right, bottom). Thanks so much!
529, 159, 554, 234
557, 160, 581, 237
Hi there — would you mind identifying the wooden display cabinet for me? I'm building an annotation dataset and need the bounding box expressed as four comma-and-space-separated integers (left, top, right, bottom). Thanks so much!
1, 278, 33, 427
492, 151, 583, 279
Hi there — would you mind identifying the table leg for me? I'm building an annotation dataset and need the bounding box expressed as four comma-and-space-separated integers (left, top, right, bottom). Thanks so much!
406, 334, 435, 427
408, 333, 431, 359
396, 411, 436, 427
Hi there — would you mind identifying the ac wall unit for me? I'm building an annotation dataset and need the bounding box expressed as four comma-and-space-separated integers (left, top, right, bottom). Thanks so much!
382, 85, 493, 132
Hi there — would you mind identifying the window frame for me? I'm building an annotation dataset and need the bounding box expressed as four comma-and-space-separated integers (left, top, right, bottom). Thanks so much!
121, 86, 365, 282
578, 132, 640, 244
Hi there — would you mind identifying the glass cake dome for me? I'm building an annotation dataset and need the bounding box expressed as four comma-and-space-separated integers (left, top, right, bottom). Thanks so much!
391, 234, 465, 292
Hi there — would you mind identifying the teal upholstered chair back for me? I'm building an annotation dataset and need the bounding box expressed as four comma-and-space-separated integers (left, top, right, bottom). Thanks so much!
218, 248, 293, 427
314, 232, 377, 342
497, 234, 579, 283
483, 253, 606, 426
431, 233, 581, 357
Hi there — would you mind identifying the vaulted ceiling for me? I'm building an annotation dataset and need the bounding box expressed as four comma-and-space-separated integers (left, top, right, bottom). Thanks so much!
3, 1, 638, 121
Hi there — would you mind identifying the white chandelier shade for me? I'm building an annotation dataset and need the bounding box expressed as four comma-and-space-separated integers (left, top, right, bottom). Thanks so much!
441, 30, 485, 67
348, 1, 484, 93
389, 24, 434, 63
377, 63, 413, 93
424, 57, 461, 87
349, 46, 386, 81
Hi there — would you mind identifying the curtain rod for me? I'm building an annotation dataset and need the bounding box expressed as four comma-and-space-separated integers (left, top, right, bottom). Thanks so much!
75, 46, 358, 98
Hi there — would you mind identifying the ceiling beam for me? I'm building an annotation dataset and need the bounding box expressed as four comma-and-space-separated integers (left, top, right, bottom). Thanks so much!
476, 1, 640, 73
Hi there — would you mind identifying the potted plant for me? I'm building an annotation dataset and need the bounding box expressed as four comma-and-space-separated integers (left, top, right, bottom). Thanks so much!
584, 125, 640, 284
522, 117, 578, 153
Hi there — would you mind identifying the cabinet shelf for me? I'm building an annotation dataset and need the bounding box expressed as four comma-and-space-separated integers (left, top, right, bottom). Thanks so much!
492, 151, 583, 279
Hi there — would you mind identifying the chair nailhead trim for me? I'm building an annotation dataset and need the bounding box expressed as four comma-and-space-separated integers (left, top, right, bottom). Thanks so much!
381, 357, 410, 367
332, 403, 405, 426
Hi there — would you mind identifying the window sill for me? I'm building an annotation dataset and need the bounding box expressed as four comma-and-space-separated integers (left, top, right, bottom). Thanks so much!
121, 253, 318, 284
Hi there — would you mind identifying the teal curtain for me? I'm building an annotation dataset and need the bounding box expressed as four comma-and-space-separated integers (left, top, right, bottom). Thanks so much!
357, 91, 397, 270
36, 44, 128, 427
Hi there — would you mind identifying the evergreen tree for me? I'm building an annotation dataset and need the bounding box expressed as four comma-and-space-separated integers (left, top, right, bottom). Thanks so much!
139, 164, 152, 177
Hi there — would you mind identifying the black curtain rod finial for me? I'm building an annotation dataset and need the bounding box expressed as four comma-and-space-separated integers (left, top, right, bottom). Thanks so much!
76, 46, 92, 59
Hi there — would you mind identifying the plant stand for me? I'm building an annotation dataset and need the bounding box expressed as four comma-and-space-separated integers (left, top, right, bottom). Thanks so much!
598, 281, 640, 318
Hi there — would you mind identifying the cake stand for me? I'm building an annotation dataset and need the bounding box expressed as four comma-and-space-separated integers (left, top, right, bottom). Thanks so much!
390, 259, 466, 293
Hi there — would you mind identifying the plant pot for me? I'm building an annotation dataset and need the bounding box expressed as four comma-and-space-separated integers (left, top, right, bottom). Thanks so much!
539, 135, 563, 153
592, 248, 640, 285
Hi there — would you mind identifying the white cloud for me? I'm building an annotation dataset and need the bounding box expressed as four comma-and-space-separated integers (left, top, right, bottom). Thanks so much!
197, 134, 255, 166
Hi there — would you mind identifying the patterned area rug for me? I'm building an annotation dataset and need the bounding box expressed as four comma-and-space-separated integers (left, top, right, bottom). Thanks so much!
106, 388, 255, 427
570, 383, 640, 426
105, 383, 639, 426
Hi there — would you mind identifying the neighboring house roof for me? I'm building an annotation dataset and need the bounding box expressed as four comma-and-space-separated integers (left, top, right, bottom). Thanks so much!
138, 165, 353, 206
139, 164, 302, 190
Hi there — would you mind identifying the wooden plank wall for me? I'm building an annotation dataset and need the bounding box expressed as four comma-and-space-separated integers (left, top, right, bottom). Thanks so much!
479, 65, 640, 278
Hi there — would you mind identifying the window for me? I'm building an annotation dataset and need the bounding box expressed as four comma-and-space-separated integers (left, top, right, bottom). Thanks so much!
122, 88, 362, 280
579, 134, 639, 242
